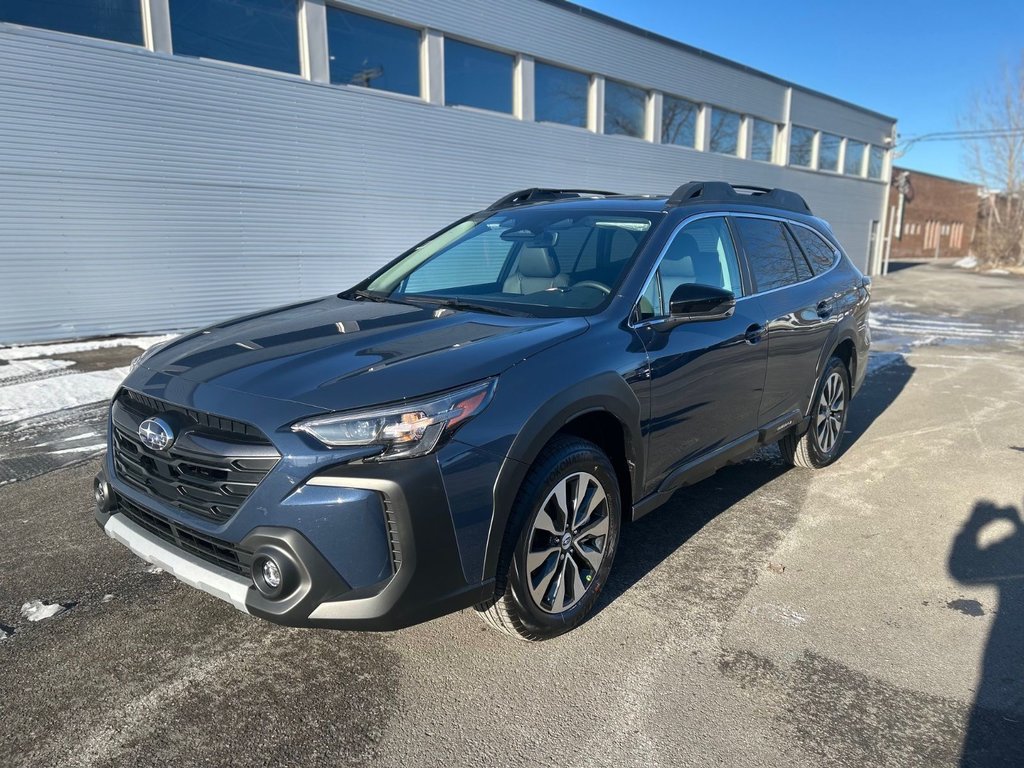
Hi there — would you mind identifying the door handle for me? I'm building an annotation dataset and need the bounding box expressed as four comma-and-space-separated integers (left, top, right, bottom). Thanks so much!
744, 323, 766, 343
816, 300, 833, 318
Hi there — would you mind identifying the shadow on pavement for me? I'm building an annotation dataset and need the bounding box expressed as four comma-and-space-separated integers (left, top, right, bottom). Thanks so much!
886, 260, 932, 273
948, 499, 1024, 767
597, 355, 915, 614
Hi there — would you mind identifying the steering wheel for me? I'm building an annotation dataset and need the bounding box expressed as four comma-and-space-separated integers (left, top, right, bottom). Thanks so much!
572, 280, 611, 295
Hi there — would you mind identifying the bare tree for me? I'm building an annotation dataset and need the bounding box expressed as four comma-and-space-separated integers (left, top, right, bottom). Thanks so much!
962, 55, 1024, 267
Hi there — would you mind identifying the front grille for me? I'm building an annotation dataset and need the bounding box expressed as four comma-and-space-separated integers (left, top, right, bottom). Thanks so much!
118, 496, 253, 577
111, 388, 280, 523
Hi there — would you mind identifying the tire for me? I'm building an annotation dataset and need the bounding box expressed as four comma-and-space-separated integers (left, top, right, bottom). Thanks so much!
477, 436, 621, 641
780, 355, 851, 469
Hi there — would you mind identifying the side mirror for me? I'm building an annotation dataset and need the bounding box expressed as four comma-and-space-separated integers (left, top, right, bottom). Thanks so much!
667, 284, 736, 324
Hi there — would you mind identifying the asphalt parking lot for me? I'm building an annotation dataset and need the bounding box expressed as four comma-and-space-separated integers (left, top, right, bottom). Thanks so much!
1, 262, 1022, 768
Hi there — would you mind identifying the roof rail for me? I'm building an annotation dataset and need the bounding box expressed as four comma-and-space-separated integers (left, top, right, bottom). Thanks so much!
665, 181, 812, 215
486, 188, 617, 210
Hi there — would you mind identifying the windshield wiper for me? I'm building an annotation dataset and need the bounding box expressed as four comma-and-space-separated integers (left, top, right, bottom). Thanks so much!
400, 295, 529, 317
346, 289, 419, 307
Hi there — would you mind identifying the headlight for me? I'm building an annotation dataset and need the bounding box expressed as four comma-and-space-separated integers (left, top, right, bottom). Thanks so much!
292, 379, 496, 460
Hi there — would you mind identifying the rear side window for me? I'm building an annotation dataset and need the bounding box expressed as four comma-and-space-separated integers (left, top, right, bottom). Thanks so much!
733, 217, 812, 292
791, 226, 838, 274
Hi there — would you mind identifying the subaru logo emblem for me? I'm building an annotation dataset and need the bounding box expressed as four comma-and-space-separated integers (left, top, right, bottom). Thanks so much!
138, 417, 174, 451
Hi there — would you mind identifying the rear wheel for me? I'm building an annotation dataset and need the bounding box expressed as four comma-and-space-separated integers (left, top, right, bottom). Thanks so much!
780, 356, 850, 469
477, 437, 620, 640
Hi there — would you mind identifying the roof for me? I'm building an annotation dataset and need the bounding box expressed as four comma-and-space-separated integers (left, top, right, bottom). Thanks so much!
539, 0, 897, 124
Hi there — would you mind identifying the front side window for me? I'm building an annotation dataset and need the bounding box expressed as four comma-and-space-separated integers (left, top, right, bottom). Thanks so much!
604, 79, 645, 138
648, 217, 743, 317
0, 0, 143, 45
326, 7, 419, 96
708, 109, 740, 155
733, 217, 812, 292
789, 126, 815, 168
444, 39, 512, 113
844, 140, 866, 175
535, 62, 588, 128
750, 119, 775, 162
661, 96, 698, 148
363, 209, 654, 317
819, 133, 841, 172
791, 226, 838, 274
170, 0, 300, 74
868, 145, 886, 179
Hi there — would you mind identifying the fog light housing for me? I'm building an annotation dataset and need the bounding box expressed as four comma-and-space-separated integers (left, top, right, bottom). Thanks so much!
262, 558, 282, 589
94, 472, 114, 513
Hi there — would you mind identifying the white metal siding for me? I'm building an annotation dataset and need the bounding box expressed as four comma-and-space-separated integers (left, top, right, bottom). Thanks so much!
0, 22, 890, 343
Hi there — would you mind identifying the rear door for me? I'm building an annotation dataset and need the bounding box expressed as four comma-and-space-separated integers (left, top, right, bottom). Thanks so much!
731, 215, 834, 425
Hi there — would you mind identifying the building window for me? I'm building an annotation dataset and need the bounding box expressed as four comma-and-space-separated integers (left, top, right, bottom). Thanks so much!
0, 0, 143, 45
750, 118, 775, 162
868, 145, 886, 179
325, 7, 419, 95
603, 79, 646, 138
708, 108, 740, 155
534, 62, 588, 128
444, 39, 513, 113
789, 126, 815, 167
818, 133, 841, 172
169, 0, 300, 74
844, 140, 866, 175
661, 95, 698, 148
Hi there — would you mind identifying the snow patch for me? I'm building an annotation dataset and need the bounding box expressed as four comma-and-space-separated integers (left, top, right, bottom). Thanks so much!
985, 268, 1010, 275
0, 335, 176, 362
954, 255, 977, 269
101, 594, 115, 603
0, 368, 128, 425
20, 599, 67, 622
49, 442, 107, 456
0, 358, 74, 381
145, 564, 164, 575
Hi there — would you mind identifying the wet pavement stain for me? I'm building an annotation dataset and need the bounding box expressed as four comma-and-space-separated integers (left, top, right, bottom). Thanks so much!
947, 599, 985, 617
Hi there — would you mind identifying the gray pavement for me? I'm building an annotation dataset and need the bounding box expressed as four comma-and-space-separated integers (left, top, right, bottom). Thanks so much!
1, 262, 1022, 767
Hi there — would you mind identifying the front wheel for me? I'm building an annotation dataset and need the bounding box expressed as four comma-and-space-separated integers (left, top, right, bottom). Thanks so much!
780, 356, 851, 469
477, 437, 621, 641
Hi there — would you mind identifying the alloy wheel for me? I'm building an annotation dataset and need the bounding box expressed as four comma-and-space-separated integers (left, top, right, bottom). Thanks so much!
524, 472, 610, 614
815, 371, 846, 453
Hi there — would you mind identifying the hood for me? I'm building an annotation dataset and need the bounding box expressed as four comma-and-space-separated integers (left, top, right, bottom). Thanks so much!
137, 295, 588, 412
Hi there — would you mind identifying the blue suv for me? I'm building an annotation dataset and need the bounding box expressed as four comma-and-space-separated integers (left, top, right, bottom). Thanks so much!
94, 181, 871, 640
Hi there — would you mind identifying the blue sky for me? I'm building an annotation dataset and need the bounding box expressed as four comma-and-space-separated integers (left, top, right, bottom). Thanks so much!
574, 0, 1023, 181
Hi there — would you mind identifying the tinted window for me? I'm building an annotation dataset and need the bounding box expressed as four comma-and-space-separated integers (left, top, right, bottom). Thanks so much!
0, 0, 143, 45
750, 118, 775, 162
844, 140, 865, 175
789, 126, 815, 167
868, 145, 886, 179
787, 227, 813, 280
535, 62, 588, 127
326, 7, 419, 95
662, 95, 698, 148
170, 0, 299, 73
654, 217, 743, 315
404, 227, 514, 293
604, 79, 645, 138
733, 217, 809, 292
819, 133, 841, 172
709, 108, 740, 155
444, 39, 512, 113
791, 226, 838, 273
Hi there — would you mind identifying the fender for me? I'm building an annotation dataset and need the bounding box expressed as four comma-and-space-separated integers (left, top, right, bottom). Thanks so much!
806, 320, 860, 416
481, 371, 644, 582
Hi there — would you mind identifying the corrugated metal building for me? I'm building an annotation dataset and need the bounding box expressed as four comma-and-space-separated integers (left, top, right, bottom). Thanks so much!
0, 0, 896, 343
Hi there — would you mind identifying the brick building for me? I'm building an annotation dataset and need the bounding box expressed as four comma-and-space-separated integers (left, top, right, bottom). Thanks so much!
888, 167, 980, 260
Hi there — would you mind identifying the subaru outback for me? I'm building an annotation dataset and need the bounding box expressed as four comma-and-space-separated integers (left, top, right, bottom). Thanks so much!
94, 181, 871, 640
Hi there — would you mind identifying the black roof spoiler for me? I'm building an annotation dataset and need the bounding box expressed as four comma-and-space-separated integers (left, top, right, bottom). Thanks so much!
665, 181, 812, 215
486, 188, 618, 210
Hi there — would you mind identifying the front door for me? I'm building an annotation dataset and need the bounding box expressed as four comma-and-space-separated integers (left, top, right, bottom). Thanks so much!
635, 216, 768, 493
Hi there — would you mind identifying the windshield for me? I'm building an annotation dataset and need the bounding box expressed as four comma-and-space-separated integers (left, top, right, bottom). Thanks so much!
360, 208, 657, 317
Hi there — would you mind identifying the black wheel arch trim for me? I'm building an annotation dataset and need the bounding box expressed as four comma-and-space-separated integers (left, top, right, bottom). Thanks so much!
481, 371, 644, 582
